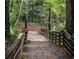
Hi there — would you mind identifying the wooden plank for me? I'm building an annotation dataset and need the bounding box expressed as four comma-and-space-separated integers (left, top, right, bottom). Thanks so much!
64, 39, 72, 49
64, 42, 73, 55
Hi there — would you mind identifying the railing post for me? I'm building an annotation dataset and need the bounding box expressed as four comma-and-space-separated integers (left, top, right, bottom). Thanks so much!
53, 33, 55, 43
54, 33, 56, 43
59, 32, 61, 45
24, 29, 28, 44
23, 13, 28, 44
59, 31, 64, 45
51, 32, 53, 42
25, 30, 27, 40
62, 33, 64, 45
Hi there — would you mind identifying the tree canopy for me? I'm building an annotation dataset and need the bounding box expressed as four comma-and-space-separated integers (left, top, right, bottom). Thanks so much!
9, 0, 66, 41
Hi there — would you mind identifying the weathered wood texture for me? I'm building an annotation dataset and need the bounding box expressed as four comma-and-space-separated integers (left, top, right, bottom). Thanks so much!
5, 32, 26, 59
40, 29, 63, 45
62, 29, 74, 56
40, 28, 74, 56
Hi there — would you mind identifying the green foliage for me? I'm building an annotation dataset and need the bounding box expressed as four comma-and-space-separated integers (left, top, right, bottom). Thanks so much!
9, 0, 66, 41
43, 0, 66, 31
9, 0, 22, 41
10, 26, 19, 41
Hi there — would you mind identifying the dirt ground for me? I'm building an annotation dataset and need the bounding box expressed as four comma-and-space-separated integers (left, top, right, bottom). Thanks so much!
27, 23, 46, 31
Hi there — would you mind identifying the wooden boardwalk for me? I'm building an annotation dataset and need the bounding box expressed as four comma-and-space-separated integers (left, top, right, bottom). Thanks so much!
22, 31, 73, 59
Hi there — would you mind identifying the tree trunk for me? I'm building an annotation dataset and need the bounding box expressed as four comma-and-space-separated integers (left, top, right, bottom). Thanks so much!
5, 0, 10, 41
65, 0, 74, 36
32, 4, 34, 22
48, 7, 51, 30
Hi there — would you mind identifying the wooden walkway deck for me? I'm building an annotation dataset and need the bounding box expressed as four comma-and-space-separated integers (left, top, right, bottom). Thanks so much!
22, 31, 73, 59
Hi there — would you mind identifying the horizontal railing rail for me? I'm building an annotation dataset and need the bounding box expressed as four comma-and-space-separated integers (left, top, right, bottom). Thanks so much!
5, 30, 28, 59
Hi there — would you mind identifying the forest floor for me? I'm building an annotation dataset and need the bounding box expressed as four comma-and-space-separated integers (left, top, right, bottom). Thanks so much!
27, 23, 46, 31
22, 31, 73, 59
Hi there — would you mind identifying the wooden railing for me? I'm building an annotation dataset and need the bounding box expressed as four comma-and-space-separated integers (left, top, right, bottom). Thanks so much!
40, 29, 63, 45
62, 29, 74, 56
40, 28, 74, 56
5, 30, 28, 59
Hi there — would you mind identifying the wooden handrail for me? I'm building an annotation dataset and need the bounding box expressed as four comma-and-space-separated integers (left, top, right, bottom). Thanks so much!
62, 29, 74, 56
5, 32, 25, 59
40, 28, 74, 56
13, 33, 25, 59
40, 28, 63, 45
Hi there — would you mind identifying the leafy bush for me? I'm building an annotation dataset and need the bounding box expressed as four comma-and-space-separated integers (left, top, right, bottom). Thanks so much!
10, 26, 19, 41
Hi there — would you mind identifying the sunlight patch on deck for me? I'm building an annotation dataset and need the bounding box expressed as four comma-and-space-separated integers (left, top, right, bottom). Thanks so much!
27, 31, 49, 41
